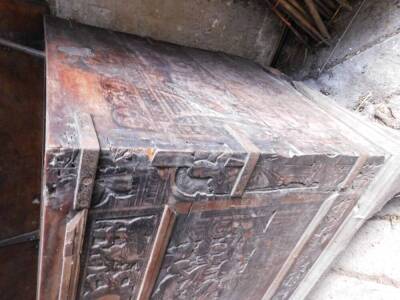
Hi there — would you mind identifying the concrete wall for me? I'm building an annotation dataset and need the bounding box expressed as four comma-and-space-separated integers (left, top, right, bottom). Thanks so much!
48, 0, 283, 67
304, 1, 400, 299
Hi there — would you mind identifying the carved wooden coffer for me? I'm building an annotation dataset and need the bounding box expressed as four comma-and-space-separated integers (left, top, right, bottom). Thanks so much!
38, 17, 400, 300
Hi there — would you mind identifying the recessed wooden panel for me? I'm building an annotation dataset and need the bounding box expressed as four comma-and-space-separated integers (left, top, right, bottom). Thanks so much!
78, 208, 163, 300
152, 194, 325, 300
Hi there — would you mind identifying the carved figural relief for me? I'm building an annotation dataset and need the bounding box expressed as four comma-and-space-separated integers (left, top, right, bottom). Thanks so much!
174, 152, 245, 199
92, 150, 171, 209
79, 215, 159, 299
152, 207, 277, 300
246, 154, 357, 192
272, 157, 384, 299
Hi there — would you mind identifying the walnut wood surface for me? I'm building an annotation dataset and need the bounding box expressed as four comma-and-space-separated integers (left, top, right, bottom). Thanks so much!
152, 194, 324, 300
41, 17, 389, 300
59, 210, 88, 300
44, 17, 382, 157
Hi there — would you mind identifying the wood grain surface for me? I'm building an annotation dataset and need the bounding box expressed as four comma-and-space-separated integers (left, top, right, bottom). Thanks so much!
40, 17, 393, 300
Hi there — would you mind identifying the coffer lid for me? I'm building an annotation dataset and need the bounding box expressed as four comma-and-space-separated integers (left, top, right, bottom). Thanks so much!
45, 17, 386, 158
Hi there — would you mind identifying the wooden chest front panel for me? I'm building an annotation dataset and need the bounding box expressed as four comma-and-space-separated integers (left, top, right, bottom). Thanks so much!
152, 194, 325, 300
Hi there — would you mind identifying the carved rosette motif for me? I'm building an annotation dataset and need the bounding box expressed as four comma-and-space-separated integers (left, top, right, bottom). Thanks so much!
79, 214, 160, 299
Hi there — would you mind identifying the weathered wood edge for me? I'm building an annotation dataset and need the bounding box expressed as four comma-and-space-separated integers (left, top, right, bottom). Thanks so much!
73, 113, 100, 210
224, 125, 261, 198
263, 155, 369, 298
58, 210, 88, 300
37, 18, 66, 300
59, 113, 99, 299
38, 33, 100, 299
137, 206, 177, 300
287, 83, 400, 299
262, 192, 339, 299
293, 81, 400, 155
290, 154, 400, 299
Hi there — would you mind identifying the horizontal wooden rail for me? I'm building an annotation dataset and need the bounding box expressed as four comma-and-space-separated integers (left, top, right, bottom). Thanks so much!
0, 37, 44, 58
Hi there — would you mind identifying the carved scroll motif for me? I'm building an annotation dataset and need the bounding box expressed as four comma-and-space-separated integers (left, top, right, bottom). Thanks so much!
92, 150, 171, 209
246, 154, 357, 192
174, 152, 246, 200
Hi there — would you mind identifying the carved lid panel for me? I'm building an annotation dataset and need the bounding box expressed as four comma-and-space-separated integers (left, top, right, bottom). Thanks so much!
45, 17, 384, 158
